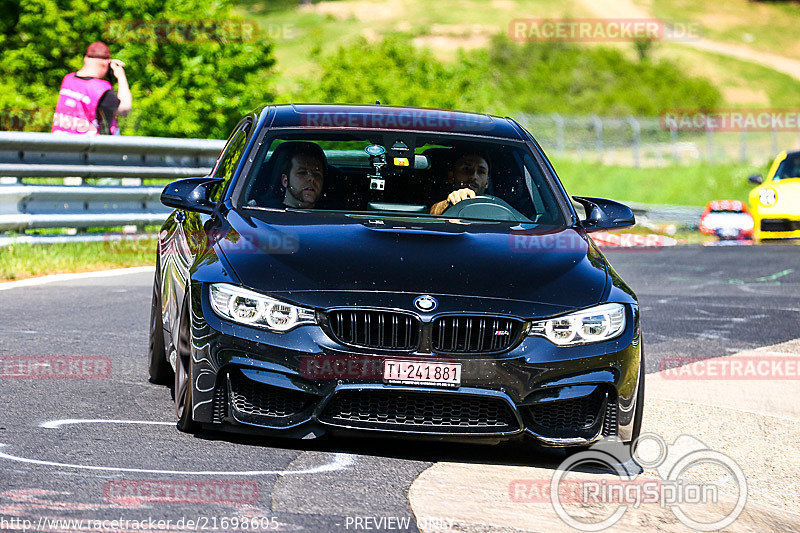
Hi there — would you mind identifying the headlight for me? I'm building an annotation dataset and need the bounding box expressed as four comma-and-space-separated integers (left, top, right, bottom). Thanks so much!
759, 189, 777, 206
209, 283, 315, 332
527, 303, 626, 346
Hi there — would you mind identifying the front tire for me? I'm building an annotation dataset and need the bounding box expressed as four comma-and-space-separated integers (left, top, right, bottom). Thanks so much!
148, 260, 173, 384
625, 345, 645, 449
174, 303, 199, 433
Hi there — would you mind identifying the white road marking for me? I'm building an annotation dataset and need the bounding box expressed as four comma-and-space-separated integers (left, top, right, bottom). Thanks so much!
0, 266, 154, 292
5, 418, 356, 475
39, 419, 173, 429
0, 443, 354, 476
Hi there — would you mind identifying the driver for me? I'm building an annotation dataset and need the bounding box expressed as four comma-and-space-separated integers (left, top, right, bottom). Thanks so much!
281, 143, 326, 208
429, 152, 490, 215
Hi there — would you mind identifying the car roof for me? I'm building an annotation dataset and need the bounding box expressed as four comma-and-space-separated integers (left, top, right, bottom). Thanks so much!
260, 104, 525, 139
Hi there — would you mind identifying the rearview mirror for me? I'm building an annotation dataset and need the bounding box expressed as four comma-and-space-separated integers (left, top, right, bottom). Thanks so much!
161, 176, 224, 215
748, 174, 763, 184
573, 196, 635, 232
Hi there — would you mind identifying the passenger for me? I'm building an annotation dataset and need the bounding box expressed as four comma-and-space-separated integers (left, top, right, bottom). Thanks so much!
280, 143, 326, 208
429, 152, 490, 215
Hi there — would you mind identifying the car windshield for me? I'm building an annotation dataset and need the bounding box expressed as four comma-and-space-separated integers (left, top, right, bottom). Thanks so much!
237, 130, 567, 226
775, 154, 800, 181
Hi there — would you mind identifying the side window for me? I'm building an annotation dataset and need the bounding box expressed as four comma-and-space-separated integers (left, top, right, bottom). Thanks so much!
209, 122, 250, 203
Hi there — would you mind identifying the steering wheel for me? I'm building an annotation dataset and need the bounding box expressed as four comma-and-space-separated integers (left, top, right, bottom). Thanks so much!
441, 195, 527, 222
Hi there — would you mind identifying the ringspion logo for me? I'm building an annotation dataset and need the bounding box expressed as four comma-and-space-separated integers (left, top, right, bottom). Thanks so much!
517, 434, 747, 531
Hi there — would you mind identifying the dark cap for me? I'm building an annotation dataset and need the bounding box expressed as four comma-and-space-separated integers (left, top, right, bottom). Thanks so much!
85, 41, 111, 59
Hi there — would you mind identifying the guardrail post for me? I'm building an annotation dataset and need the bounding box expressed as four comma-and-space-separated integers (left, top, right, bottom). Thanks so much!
552, 113, 565, 155
591, 115, 603, 162
627, 116, 641, 168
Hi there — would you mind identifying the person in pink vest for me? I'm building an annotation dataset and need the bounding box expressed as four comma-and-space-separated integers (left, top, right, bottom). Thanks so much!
52, 41, 132, 135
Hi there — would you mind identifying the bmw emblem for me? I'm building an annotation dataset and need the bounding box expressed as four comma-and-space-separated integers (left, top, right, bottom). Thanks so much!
414, 295, 437, 312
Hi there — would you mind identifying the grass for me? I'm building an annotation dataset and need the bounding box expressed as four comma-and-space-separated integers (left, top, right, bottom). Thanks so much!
551, 157, 767, 206
643, 0, 800, 60
0, 238, 156, 281
651, 42, 800, 108
237, 0, 800, 110
235, 0, 583, 96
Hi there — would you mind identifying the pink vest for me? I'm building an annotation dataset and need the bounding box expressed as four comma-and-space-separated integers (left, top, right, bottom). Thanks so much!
51, 73, 119, 135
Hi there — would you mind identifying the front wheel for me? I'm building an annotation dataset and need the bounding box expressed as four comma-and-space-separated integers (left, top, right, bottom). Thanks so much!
148, 261, 173, 384
624, 345, 645, 450
174, 305, 199, 433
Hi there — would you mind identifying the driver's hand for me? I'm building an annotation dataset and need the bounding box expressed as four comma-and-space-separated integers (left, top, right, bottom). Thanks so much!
430, 188, 477, 215
447, 188, 476, 206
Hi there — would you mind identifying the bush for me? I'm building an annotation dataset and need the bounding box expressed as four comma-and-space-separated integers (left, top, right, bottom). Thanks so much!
295, 34, 722, 117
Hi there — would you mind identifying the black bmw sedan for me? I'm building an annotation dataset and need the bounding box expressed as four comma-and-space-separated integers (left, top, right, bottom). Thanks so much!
150, 104, 644, 449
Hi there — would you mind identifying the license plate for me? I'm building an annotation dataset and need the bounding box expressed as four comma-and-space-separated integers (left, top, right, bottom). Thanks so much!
383, 359, 461, 388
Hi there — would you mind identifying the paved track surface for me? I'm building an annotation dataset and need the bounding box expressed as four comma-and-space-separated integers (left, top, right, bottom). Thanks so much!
0, 244, 797, 532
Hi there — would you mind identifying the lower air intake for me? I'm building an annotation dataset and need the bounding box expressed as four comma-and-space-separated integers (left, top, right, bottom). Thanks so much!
320, 390, 518, 434
228, 372, 312, 426
523, 388, 607, 440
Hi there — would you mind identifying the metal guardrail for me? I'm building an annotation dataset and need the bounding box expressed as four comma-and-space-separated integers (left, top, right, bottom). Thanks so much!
0, 131, 225, 179
627, 202, 702, 229
0, 185, 170, 232
0, 131, 703, 234
0, 132, 225, 231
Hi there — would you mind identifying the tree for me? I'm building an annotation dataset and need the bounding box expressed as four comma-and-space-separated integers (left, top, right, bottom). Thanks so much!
293, 34, 721, 118
0, 0, 276, 137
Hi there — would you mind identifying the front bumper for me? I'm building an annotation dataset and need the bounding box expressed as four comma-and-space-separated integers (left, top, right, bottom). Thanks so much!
188, 288, 642, 447
755, 215, 800, 240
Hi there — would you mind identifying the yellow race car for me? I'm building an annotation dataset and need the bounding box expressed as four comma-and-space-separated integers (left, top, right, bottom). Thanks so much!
748, 150, 800, 241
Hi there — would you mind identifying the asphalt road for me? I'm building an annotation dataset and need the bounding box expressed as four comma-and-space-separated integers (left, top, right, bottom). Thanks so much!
0, 244, 798, 532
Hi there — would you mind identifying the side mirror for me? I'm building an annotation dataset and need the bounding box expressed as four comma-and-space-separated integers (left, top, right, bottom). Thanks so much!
748, 174, 763, 185
573, 196, 635, 232
161, 176, 224, 215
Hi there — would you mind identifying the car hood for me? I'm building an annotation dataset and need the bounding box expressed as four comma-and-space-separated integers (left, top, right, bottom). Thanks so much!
772, 179, 800, 211
213, 209, 609, 316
